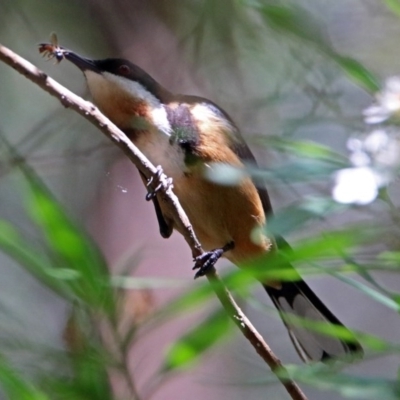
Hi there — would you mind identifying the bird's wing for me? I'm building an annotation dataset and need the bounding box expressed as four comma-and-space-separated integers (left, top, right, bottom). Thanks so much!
229, 134, 274, 217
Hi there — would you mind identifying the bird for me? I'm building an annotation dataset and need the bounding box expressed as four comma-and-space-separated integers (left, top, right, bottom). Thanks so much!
59, 49, 362, 363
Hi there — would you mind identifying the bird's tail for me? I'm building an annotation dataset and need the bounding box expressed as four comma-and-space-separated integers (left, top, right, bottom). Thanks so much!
264, 279, 363, 362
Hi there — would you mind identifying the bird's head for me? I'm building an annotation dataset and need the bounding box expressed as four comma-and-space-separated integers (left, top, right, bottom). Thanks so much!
65, 51, 172, 133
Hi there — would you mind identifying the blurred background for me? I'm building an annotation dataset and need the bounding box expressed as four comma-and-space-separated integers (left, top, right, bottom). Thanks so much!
1, 0, 400, 399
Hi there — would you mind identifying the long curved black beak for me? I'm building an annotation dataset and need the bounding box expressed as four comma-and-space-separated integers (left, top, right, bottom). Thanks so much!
64, 51, 100, 73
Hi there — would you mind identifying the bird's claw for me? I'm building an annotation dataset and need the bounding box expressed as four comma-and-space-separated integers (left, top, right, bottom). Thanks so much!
193, 249, 224, 279
192, 241, 234, 279
145, 166, 173, 201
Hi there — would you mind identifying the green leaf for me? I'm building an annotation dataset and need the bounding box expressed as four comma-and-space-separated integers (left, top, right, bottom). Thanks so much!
252, 3, 380, 93
287, 228, 375, 263
0, 220, 73, 297
324, 267, 400, 313
233, 226, 378, 285
206, 159, 344, 187
43, 350, 113, 400
332, 55, 380, 93
378, 251, 400, 265
0, 139, 115, 312
384, 0, 400, 17
20, 169, 115, 314
267, 197, 346, 237
248, 159, 342, 184
42, 305, 113, 399
164, 309, 231, 370
245, 136, 350, 184
112, 276, 187, 289
279, 312, 389, 353
0, 354, 49, 400
258, 4, 330, 49
281, 365, 400, 399
257, 136, 348, 165
145, 280, 216, 329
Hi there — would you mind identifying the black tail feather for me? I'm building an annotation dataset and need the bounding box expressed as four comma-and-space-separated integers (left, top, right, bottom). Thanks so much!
264, 279, 363, 363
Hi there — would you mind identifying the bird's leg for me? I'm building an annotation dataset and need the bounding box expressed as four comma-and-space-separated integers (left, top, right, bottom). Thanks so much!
145, 165, 173, 201
193, 241, 235, 279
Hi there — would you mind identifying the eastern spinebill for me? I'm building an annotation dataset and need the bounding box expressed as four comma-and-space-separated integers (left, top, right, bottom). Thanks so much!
42, 45, 362, 363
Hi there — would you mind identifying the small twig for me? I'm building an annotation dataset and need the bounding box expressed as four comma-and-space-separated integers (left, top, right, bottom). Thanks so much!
0, 43, 307, 400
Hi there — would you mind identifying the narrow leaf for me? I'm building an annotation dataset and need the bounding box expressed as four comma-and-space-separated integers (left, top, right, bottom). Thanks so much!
282, 365, 400, 399
21, 168, 115, 313
164, 309, 230, 370
0, 220, 73, 297
0, 355, 49, 400
257, 136, 348, 165
384, 0, 400, 17
333, 55, 380, 93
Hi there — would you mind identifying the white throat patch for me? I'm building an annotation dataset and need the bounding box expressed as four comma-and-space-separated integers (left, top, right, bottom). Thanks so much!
84, 70, 172, 136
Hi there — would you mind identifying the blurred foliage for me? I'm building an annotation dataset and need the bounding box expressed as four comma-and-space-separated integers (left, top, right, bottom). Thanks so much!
2, 1, 400, 400
281, 364, 400, 400
0, 354, 50, 400
384, 0, 400, 18
0, 147, 115, 399
163, 309, 230, 371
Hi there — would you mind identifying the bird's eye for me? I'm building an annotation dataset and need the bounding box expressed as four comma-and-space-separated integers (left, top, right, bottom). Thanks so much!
118, 65, 130, 75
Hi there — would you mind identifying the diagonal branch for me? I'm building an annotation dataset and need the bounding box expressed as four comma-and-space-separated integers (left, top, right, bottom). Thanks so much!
0, 43, 308, 400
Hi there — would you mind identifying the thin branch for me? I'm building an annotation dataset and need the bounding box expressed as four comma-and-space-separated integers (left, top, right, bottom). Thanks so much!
0, 44, 201, 258
0, 43, 307, 400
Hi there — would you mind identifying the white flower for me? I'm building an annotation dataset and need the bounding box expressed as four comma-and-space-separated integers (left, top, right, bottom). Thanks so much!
336, 76, 400, 205
363, 106, 389, 124
346, 138, 363, 152
363, 129, 389, 153
367, 130, 400, 167
345, 129, 400, 169
364, 76, 400, 124
349, 150, 370, 167
332, 167, 381, 205
333, 129, 400, 205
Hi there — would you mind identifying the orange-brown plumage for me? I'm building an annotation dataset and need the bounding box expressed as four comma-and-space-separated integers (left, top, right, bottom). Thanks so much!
84, 72, 151, 129
171, 173, 270, 263
59, 50, 363, 363
167, 102, 271, 263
